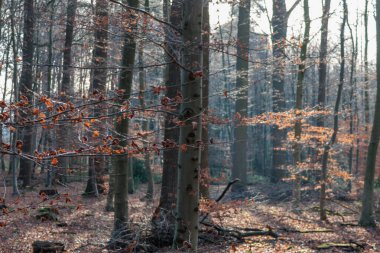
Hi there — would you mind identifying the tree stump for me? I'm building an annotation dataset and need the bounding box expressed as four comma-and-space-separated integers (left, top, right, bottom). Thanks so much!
32, 241, 64, 253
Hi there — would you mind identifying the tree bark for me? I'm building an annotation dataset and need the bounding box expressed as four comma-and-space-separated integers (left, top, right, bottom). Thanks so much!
231, 0, 251, 196
271, 0, 300, 182
85, 0, 109, 196
156, 0, 181, 216
359, 0, 380, 228
320, 0, 347, 220
112, 0, 138, 237
200, 0, 210, 199
173, 0, 203, 250
317, 0, 331, 127
292, 0, 310, 205
18, 0, 35, 187
138, 0, 154, 201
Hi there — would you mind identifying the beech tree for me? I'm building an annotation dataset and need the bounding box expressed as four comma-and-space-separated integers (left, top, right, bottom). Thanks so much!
173, 0, 203, 250
271, 0, 300, 182
359, 0, 380, 227
317, 0, 331, 127
292, 0, 310, 204
320, 0, 347, 220
231, 0, 251, 195
18, 0, 35, 187
112, 0, 138, 238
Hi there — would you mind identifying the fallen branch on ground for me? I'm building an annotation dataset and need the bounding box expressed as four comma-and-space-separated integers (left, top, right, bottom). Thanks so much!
201, 221, 279, 239
316, 241, 365, 250
280, 228, 333, 233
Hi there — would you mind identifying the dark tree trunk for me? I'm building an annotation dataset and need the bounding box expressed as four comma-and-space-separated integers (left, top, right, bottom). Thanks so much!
317, 0, 331, 127
231, 0, 251, 195
200, 0, 210, 199
85, 0, 109, 196
111, 0, 138, 238
271, 0, 300, 182
18, 0, 35, 187
154, 0, 181, 225
320, 0, 347, 220
292, 0, 310, 205
359, 0, 380, 228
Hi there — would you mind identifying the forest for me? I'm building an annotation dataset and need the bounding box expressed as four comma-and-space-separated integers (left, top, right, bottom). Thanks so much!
0, 0, 380, 252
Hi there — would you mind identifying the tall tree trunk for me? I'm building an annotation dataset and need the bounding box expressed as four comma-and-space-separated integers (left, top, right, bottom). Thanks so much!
200, 0, 210, 199
173, 0, 203, 250
56, 0, 77, 187
292, 0, 310, 205
85, 0, 108, 196
112, 0, 138, 239
18, 0, 35, 187
231, 0, 251, 196
317, 0, 331, 127
347, 9, 358, 192
61, 0, 77, 95
138, 0, 154, 201
364, 0, 370, 128
271, 0, 300, 182
152, 0, 181, 245
10, 0, 20, 195
359, 0, 380, 228
320, 0, 347, 220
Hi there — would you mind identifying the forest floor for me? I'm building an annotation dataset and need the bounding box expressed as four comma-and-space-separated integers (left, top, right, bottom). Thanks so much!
0, 181, 379, 253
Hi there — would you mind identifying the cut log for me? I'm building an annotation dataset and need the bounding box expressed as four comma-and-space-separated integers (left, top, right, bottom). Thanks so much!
32, 241, 64, 253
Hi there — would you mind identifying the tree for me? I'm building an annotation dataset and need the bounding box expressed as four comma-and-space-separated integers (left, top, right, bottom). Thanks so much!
84, 0, 109, 196
231, 0, 251, 195
320, 0, 347, 220
56, 0, 77, 187
18, 0, 35, 187
173, 0, 203, 250
138, 0, 154, 201
271, 0, 301, 182
317, 0, 331, 127
292, 0, 310, 205
359, 0, 380, 227
112, 0, 139, 238
200, 0, 210, 199
154, 0, 181, 228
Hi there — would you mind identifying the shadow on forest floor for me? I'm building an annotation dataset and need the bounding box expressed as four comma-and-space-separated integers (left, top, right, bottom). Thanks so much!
0, 181, 379, 252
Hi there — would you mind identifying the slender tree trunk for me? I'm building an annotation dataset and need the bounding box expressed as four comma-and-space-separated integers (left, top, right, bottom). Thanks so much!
155, 0, 181, 219
292, 0, 310, 205
18, 0, 35, 187
231, 0, 251, 196
200, 0, 210, 199
138, 0, 154, 201
173, 0, 203, 250
271, 0, 300, 182
359, 0, 380, 228
320, 0, 347, 220
61, 0, 77, 95
317, 0, 331, 126
85, 0, 108, 196
112, 0, 138, 238
364, 0, 370, 128
347, 10, 358, 192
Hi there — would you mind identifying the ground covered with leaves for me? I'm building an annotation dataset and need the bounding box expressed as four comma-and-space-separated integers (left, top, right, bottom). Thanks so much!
0, 182, 379, 252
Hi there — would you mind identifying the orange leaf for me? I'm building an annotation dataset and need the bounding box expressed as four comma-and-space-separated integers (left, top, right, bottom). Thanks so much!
51, 158, 58, 166
93, 131, 100, 137
180, 144, 188, 153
